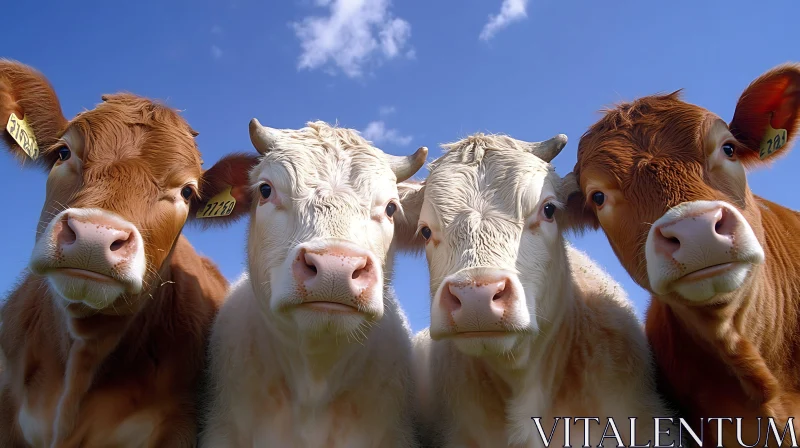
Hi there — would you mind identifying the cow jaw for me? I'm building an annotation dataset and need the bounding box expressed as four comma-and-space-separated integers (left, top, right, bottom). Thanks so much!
645, 200, 765, 303
29, 208, 146, 310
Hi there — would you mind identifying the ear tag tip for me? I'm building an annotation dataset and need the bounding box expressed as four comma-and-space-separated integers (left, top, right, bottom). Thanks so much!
758, 112, 788, 160
6, 112, 39, 160
196, 185, 237, 219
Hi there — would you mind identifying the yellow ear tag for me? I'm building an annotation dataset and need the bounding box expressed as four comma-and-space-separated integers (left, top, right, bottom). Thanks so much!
6, 112, 39, 160
196, 186, 237, 219
759, 120, 788, 160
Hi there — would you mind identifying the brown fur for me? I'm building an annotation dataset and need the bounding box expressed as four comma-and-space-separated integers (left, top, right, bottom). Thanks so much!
572, 63, 800, 445
0, 60, 256, 447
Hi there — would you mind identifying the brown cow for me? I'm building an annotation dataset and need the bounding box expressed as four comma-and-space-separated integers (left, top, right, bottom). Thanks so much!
570, 63, 800, 446
0, 60, 257, 447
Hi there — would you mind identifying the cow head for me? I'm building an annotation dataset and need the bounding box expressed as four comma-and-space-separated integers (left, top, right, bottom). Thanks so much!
398, 132, 577, 357
236, 119, 426, 336
0, 60, 255, 316
571, 63, 800, 305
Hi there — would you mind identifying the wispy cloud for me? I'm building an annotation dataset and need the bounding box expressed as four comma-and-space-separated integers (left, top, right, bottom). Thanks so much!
379, 105, 396, 116
479, 0, 529, 41
211, 25, 224, 60
292, 0, 413, 78
362, 120, 412, 146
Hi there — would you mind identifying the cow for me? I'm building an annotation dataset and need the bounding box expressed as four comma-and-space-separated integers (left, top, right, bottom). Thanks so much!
400, 132, 674, 447
570, 63, 800, 445
0, 60, 258, 447
198, 119, 427, 447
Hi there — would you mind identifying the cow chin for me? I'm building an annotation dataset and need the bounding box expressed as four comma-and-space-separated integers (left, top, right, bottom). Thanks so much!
45, 272, 129, 310
452, 334, 521, 357
668, 263, 755, 303
267, 279, 385, 336
270, 290, 384, 336
289, 306, 375, 335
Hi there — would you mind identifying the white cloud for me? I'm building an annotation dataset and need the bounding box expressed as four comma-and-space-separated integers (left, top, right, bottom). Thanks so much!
292, 0, 413, 78
379, 105, 396, 116
362, 121, 412, 146
479, 0, 529, 41
211, 45, 223, 59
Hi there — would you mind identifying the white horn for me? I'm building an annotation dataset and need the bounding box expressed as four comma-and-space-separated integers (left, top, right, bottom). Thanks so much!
249, 118, 278, 155
526, 133, 568, 163
388, 146, 428, 182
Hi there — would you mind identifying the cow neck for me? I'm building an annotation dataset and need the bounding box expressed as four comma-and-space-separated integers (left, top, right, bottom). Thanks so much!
262, 306, 370, 384
48, 242, 179, 445
663, 197, 800, 408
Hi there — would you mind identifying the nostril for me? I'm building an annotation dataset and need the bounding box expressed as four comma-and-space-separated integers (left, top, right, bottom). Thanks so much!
713, 207, 735, 237
443, 284, 462, 311
656, 227, 681, 249
58, 216, 78, 246
351, 258, 370, 280
306, 260, 317, 274
492, 283, 506, 301
492, 278, 514, 306
110, 233, 132, 252
302, 252, 318, 275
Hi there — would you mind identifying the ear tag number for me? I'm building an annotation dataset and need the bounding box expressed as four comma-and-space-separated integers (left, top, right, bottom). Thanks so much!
196, 186, 237, 219
759, 118, 788, 160
6, 112, 39, 160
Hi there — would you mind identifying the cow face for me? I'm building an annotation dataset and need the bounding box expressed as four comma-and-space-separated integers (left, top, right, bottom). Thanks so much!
411, 133, 574, 357
246, 119, 426, 336
0, 62, 255, 315
572, 64, 800, 305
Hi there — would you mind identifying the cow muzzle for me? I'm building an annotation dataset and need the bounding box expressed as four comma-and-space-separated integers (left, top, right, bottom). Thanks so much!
289, 240, 383, 318
645, 200, 765, 302
30, 208, 146, 309
430, 268, 528, 345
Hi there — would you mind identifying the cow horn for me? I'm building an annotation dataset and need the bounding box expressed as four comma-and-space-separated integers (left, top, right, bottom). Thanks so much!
526, 134, 568, 163
388, 146, 428, 182
249, 118, 278, 155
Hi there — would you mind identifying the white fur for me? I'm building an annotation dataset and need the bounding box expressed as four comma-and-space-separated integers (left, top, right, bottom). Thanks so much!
200, 122, 418, 447
412, 133, 676, 447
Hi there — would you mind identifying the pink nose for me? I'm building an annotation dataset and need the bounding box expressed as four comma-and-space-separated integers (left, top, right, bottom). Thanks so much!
439, 275, 517, 329
292, 246, 378, 302
54, 213, 137, 268
652, 206, 735, 258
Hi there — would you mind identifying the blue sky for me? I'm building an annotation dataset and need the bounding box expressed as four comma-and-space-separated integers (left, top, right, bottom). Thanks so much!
2, 0, 799, 333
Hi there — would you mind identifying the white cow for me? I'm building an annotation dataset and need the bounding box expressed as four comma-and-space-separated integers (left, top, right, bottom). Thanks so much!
399, 133, 677, 447
199, 120, 427, 447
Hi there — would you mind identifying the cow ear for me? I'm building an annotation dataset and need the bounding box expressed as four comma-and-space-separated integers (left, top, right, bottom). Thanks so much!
394, 180, 426, 254
557, 172, 599, 234
729, 63, 800, 166
190, 152, 261, 228
0, 60, 69, 170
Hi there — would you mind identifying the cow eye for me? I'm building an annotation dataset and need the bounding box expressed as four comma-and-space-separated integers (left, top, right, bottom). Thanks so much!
420, 226, 432, 240
57, 146, 71, 162
722, 143, 735, 158
385, 202, 397, 218
259, 183, 272, 199
180, 186, 194, 201
543, 203, 556, 220
591, 191, 605, 206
